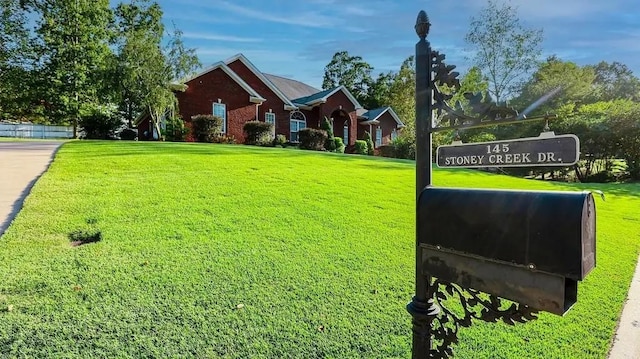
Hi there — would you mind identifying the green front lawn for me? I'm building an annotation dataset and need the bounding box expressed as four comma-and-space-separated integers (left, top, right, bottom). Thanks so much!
0, 141, 638, 358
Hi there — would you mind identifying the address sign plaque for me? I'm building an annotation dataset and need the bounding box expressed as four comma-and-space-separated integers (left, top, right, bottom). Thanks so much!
436, 133, 580, 168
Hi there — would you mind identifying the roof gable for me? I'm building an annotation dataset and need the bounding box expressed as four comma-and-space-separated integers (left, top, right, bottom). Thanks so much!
178, 62, 266, 103
224, 54, 296, 108
361, 107, 406, 128
292, 88, 334, 105
292, 86, 363, 109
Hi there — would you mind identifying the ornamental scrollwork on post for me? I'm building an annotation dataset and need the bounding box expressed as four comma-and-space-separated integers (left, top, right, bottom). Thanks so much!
427, 278, 539, 358
430, 51, 554, 133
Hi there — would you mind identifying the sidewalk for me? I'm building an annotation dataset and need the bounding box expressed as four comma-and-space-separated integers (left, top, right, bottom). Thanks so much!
0, 141, 64, 237
608, 254, 640, 358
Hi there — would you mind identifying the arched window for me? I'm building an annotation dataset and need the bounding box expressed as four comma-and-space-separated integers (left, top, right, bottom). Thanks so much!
289, 111, 306, 142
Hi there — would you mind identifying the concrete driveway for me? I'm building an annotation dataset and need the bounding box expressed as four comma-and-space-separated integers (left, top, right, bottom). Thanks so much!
0, 141, 65, 237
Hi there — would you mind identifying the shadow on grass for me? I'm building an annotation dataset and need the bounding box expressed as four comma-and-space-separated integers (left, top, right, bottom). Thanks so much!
69, 229, 102, 247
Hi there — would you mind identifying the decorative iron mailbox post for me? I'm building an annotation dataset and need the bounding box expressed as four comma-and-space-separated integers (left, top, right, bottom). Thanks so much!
418, 187, 596, 315
408, 10, 598, 358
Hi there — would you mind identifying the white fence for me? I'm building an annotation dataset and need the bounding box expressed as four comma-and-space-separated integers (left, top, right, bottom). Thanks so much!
0, 123, 74, 139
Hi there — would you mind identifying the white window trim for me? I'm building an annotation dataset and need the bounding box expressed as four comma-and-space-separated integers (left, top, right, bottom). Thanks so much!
343, 122, 349, 145
290, 120, 306, 143
375, 126, 382, 147
391, 128, 398, 141
213, 102, 227, 133
265, 112, 276, 136
289, 111, 306, 143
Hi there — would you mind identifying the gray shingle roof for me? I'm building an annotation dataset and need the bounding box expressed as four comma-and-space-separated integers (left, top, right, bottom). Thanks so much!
291, 88, 336, 104
263, 73, 321, 102
361, 107, 388, 121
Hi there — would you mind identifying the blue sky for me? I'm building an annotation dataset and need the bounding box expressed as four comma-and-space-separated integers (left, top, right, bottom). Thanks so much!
157, 0, 640, 89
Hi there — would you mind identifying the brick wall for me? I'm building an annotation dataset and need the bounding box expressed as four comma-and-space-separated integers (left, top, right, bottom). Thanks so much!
227, 60, 291, 139
320, 90, 357, 145
378, 111, 400, 146
176, 67, 256, 142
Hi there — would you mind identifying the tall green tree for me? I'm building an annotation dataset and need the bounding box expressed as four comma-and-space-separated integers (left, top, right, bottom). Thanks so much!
387, 56, 415, 133
0, 0, 34, 120
465, 0, 543, 103
113, 0, 199, 136
322, 51, 373, 105
165, 27, 200, 83
113, 0, 164, 127
591, 61, 640, 102
364, 71, 394, 109
515, 56, 596, 115
33, 0, 114, 135
553, 100, 638, 181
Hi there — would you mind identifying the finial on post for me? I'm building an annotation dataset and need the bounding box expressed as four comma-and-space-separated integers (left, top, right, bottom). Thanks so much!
415, 10, 430, 40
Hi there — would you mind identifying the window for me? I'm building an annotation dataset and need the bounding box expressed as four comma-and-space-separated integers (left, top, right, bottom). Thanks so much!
376, 126, 382, 147
265, 112, 276, 136
213, 102, 227, 133
289, 111, 306, 142
343, 122, 349, 145
391, 128, 398, 141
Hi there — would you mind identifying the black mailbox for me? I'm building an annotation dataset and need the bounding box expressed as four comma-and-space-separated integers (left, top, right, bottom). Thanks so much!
418, 187, 596, 315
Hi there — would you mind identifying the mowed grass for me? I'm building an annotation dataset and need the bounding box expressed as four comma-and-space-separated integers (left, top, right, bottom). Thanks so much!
0, 141, 639, 358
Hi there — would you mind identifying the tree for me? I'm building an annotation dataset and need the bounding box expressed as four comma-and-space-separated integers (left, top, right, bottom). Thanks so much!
33, 0, 115, 135
552, 100, 639, 182
465, 0, 543, 103
165, 27, 200, 84
112, 0, 200, 134
514, 56, 596, 116
365, 71, 394, 109
608, 104, 640, 180
322, 51, 373, 105
113, 0, 164, 127
591, 61, 640, 102
387, 56, 415, 134
0, 0, 35, 120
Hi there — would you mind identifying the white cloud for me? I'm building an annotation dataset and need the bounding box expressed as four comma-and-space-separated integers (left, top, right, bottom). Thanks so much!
216, 1, 335, 28
466, 0, 620, 20
343, 5, 375, 17
182, 32, 262, 43
196, 47, 303, 63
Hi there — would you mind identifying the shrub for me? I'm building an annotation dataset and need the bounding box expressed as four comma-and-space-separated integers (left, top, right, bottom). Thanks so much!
243, 121, 274, 146
391, 135, 416, 160
212, 134, 236, 144
378, 145, 394, 157
333, 137, 345, 153
298, 128, 327, 151
119, 128, 137, 140
320, 117, 336, 151
79, 103, 122, 140
191, 114, 223, 143
354, 140, 368, 155
363, 131, 374, 155
273, 134, 287, 147
164, 115, 189, 142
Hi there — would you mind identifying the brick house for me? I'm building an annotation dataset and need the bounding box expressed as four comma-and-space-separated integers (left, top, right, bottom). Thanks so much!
136, 53, 405, 147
